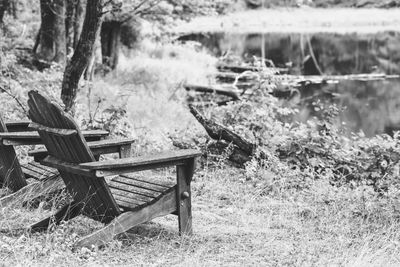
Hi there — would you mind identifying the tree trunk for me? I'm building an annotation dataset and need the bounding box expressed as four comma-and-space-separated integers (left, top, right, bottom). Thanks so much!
53, 0, 66, 64
39, 0, 55, 61
65, 0, 85, 57
65, 0, 76, 51
33, 26, 41, 53
0, 0, 9, 25
84, 33, 101, 81
38, 0, 67, 63
100, 21, 121, 70
73, 0, 85, 48
61, 0, 104, 112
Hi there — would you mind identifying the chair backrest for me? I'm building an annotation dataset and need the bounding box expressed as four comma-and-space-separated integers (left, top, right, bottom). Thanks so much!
27, 91, 120, 222
0, 116, 27, 192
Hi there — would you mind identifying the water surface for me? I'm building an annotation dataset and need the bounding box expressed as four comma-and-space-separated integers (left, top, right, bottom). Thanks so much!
180, 31, 400, 136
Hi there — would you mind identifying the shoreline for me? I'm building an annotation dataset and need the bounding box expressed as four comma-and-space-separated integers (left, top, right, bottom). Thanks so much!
174, 8, 400, 34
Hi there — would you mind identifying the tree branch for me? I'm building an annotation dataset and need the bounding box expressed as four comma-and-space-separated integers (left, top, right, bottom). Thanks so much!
0, 85, 28, 114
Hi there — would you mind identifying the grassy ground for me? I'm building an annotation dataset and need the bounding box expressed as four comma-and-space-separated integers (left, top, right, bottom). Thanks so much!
2, 165, 400, 265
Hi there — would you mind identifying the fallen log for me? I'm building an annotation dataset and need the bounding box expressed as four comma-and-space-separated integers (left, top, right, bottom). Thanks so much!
215, 71, 259, 83
211, 141, 251, 165
246, 0, 262, 8
189, 105, 256, 155
283, 73, 400, 87
217, 64, 287, 74
184, 84, 241, 101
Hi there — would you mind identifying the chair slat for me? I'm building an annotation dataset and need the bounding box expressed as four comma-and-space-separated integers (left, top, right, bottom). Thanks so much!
28, 161, 59, 175
108, 184, 157, 199
111, 176, 166, 193
119, 174, 172, 189
24, 162, 58, 176
111, 191, 148, 205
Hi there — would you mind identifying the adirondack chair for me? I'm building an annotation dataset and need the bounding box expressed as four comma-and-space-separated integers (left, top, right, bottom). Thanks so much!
27, 91, 201, 249
0, 116, 129, 206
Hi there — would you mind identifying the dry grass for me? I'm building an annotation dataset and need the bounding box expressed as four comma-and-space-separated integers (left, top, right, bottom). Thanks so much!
1, 165, 400, 266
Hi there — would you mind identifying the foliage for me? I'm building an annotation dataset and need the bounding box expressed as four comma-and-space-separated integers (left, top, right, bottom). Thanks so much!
189, 78, 400, 202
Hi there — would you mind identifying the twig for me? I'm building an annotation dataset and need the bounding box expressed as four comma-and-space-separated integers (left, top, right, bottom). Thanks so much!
306, 35, 324, 75
0, 85, 28, 114
135, 0, 162, 16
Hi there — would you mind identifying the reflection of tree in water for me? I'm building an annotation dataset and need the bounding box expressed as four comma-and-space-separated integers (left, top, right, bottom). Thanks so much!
187, 32, 400, 75
243, 32, 400, 75
297, 80, 400, 136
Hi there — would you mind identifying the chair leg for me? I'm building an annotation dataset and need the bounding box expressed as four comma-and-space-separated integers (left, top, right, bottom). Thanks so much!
74, 188, 177, 249
29, 201, 83, 233
176, 159, 195, 235
0, 176, 64, 207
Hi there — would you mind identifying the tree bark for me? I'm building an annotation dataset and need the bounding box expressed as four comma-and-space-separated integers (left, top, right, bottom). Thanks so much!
32, 26, 41, 53
39, 0, 55, 61
73, 0, 85, 49
184, 84, 240, 101
53, 0, 66, 64
38, 0, 67, 63
100, 20, 121, 70
65, 0, 76, 51
0, 0, 9, 25
84, 33, 101, 81
61, 0, 104, 112
66, 0, 85, 56
189, 105, 256, 154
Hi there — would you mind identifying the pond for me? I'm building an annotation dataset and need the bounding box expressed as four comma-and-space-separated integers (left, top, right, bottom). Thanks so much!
179, 31, 400, 136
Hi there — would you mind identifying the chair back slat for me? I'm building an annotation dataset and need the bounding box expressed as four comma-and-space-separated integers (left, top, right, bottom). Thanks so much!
0, 116, 27, 191
27, 91, 120, 222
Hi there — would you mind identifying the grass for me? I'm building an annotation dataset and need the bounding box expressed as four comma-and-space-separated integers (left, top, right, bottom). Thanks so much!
2, 165, 400, 265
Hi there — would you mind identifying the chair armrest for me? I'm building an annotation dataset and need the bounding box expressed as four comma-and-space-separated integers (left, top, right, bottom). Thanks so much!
5, 120, 31, 132
0, 130, 109, 146
0, 132, 39, 144
80, 149, 202, 177
41, 156, 95, 177
29, 138, 136, 161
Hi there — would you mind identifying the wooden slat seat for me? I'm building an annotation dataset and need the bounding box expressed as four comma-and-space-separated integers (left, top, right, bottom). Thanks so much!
108, 174, 175, 210
21, 161, 59, 181
26, 91, 201, 249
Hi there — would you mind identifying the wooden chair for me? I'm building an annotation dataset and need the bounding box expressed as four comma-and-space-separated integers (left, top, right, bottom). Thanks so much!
27, 91, 201, 249
0, 116, 130, 206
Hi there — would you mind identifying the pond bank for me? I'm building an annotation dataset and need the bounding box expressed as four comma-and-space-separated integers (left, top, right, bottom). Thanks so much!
174, 8, 400, 34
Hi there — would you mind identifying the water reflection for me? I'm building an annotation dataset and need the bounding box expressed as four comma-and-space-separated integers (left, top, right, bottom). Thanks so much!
179, 32, 400, 136
294, 79, 400, 136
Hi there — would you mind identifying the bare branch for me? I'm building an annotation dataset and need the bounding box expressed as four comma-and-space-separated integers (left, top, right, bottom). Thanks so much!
0, 85, 28, 114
